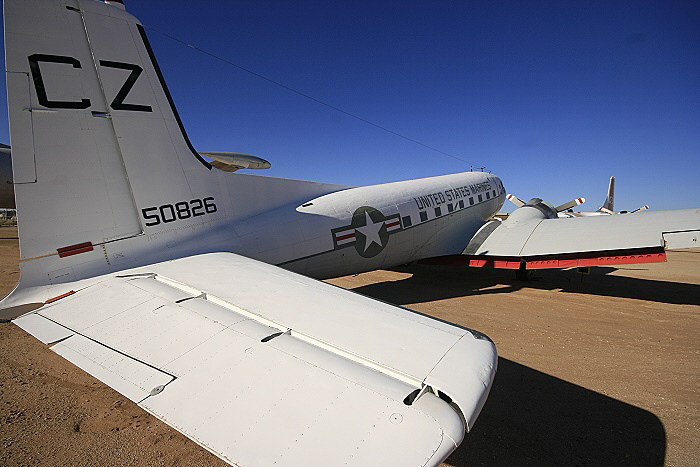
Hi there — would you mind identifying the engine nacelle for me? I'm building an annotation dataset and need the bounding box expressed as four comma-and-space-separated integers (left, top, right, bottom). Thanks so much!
503, 198, 558, 227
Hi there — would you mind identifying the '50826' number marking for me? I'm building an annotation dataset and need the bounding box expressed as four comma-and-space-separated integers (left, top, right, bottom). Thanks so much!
142, 197, 217, 227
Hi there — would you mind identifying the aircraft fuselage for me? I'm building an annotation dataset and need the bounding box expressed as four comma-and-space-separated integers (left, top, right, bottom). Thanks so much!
230, 171, 505, 278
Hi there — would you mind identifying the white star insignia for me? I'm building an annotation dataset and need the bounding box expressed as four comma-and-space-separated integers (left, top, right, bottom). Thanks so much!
355, 211, 384, 252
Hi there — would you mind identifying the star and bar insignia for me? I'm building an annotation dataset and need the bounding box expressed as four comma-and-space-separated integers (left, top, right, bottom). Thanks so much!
331, 206, 402, 258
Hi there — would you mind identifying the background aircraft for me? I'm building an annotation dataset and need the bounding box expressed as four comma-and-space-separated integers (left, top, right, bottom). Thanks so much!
507, 176, 650, 218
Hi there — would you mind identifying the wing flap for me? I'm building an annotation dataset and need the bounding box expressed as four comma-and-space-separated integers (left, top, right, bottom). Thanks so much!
52, 334, 175, 403
14, 313, 73, 344
14, 312, 175, 402
663, 230, 699, 250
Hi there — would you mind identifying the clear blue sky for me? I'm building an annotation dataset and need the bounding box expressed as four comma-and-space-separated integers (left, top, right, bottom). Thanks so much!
1, 1, 698, 211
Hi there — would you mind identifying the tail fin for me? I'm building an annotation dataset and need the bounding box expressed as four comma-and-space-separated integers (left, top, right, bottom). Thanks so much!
5, 0, 227, 288
599, 176, 615, 213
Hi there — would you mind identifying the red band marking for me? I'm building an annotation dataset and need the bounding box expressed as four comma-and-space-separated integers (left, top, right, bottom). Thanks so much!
420, 256, 521, 269
468, 259, 521, 269
57, 242, 94, 258
386, 221, 401, 228
419, 249, 667, 270
526, 252, 666, 269
45, 290, 76, 304
336, 233, 355, 241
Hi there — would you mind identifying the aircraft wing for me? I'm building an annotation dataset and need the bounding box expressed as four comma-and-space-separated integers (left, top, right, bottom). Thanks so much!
458, 207, 700, 269
9, 252, 496, 466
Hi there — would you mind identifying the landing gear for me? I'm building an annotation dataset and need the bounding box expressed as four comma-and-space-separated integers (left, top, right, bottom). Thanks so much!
515, 262, 529, 281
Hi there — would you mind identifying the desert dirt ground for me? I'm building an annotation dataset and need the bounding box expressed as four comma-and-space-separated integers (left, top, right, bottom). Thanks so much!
0, 224, 698, 466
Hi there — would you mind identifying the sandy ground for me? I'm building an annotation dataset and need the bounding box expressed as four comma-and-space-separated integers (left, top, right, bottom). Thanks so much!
0, 224, 698, 466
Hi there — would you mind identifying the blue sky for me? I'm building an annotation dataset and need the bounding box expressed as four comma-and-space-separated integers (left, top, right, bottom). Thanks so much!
2, 1, 698, 211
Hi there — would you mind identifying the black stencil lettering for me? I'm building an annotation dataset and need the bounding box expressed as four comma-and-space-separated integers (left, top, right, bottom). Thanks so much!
175, 201, 191, 219
160, 204, 176, 223
99, 60, 152, 112
28, 54, 91, 109
142, 197, 216, 227
191, 199, 204, 216
203, 197, 217, 214
142, 207, 160, 226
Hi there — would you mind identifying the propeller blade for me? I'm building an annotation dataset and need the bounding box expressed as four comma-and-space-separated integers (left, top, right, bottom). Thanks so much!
506, 194, 526, 207
555, 197, 585, 212
630, 205, 650, 213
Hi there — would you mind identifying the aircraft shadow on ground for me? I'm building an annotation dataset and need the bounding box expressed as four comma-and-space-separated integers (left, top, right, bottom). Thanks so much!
445, 357, 666, 466
349, 264, 700, 306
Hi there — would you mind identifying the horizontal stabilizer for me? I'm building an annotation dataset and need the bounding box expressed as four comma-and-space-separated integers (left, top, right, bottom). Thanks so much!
200, 152, 272, 172
9, 252, 497, 465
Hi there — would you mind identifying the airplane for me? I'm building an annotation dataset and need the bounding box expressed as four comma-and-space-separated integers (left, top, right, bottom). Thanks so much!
587, 176, 649, 216
586, 176, 649, 216
507, 176, 650, 218
595, 175, 618, 215
0, 0, 698, 465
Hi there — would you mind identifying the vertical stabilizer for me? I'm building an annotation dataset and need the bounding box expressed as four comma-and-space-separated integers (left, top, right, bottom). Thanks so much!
599, 176, 615, 212
4, 0, 226, 288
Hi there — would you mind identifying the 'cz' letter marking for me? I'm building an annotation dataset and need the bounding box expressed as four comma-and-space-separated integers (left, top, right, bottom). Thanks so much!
28, 54, 91, 109
99, 60, 153, 112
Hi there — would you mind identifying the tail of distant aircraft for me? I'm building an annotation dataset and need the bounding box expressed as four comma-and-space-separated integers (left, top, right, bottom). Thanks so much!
598, 176, 615, 213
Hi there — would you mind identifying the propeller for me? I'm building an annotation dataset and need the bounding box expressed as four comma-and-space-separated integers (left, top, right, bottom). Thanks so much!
554, 197, 585, 212
506, 194, 525, 207
507, 194, 586, 213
